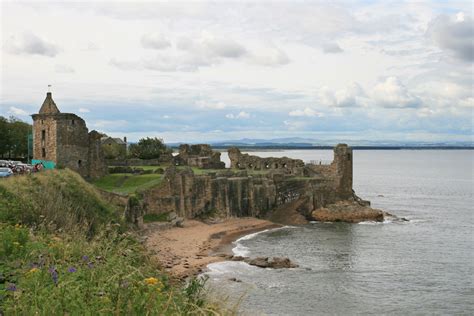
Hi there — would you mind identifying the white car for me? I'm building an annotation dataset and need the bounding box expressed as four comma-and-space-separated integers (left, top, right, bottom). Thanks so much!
0, 167, 13, 178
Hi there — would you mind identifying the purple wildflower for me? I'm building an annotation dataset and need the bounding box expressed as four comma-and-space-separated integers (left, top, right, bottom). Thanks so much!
49, 267, 58, 285
87, 262, 94, 269
68, 267, 77, 273
82, 255, 89, 262
6, 283, 17, 291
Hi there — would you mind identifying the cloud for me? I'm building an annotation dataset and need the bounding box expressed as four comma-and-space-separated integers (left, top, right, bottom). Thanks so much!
322, 42, 343, 53
226, 111, 250, 119
79, 108, 90, 113
55, 64, 75, 73
250, 46, 290, 66
196, 100, 227, 110
428, 12, 474, 62
177, 33, 247, 59
289, 107, 323, 117
8, 106, 28, 116
6, 32, 59, 57
372, 77, 421, 108
319, 83, 366, 108
141, 33, 171, 49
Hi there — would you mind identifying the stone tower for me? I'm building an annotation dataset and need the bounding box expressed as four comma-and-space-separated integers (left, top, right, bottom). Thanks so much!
333, 144, 353, 199
31, 92, 106, 179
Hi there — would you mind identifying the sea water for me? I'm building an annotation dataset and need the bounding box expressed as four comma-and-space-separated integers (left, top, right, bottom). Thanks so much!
205, 150, 474, 315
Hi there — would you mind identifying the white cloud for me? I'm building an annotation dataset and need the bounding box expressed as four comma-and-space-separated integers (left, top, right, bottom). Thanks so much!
250, 46, 290, 66
428, 12, 474, 62
319, 83, 367, 108
55, 64, 75, 73
289, 107, 323, 117
322, 42, 343, 54
5, 32, 59, 57
79, 108, 90, 113
177, 32, 247, 59
8, 106, 28, 116
196, 100, 227, 110
372, 77, 421, 108
226, 111, 250, 119
141, 33, 171, 50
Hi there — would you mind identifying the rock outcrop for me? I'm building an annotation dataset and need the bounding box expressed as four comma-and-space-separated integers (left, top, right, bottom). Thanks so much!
310, 200, 384, 223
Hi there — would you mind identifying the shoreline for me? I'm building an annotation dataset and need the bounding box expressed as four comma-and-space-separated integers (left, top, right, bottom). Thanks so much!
143, 218, 281, 280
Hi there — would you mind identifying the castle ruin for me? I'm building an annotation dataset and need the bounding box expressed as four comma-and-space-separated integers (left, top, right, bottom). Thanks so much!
31, 92, 107, 179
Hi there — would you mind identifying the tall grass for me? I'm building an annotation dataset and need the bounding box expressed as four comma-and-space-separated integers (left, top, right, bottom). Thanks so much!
0, 169, 115, 235
0, 169, 223, 315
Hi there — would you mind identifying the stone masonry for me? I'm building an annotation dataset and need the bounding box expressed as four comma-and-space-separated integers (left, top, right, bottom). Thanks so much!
31, 92, 107, 179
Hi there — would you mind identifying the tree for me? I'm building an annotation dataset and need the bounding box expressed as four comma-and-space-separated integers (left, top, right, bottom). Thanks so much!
128, 137, 171, 159
0, 116, 32, 159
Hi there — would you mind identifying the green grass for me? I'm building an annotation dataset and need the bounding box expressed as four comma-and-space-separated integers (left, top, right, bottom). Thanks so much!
93, 173, 163, 194
0, 169, 223, 315
0, 224, 220, 315
143, 213, 170, 223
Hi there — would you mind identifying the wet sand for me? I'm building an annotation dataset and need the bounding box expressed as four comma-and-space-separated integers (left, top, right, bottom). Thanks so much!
144, 218, 280, 279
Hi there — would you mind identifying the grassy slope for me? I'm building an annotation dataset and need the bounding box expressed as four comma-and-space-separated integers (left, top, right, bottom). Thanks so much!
0, 169, 221, 315
93, 173, 163, 195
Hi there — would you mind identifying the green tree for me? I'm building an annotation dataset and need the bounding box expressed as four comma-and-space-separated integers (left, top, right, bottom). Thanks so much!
128, 137, 171, 159
0, 116, 31, 159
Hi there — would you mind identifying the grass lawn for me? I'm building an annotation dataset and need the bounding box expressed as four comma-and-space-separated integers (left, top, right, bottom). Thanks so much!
93, 173, 163, 194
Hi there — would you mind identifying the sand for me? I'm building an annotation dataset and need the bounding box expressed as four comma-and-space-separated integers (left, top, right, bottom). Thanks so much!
143, 218, 280, 280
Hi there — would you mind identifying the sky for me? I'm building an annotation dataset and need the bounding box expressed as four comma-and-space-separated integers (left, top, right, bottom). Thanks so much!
1, 0, 473, 144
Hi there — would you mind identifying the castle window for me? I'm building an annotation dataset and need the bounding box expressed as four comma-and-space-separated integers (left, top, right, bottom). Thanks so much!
42, 148, 46, 158
41, 120, 44, 124
41, 130, 46, 140
72, 120, 75, 125
78, 160, 82, 168
347, 153, 351, 161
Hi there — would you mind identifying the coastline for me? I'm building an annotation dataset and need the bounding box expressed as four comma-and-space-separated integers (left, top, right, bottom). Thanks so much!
143, 218, 281, 280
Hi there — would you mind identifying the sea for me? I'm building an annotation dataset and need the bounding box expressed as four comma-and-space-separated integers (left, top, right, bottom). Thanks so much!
204, 149, 474, 315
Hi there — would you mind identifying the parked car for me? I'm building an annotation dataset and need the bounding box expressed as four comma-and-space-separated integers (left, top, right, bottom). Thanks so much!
0, 167, 13, 178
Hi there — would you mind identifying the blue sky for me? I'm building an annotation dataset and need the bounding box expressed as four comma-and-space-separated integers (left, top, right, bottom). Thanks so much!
1, 0, 472, 143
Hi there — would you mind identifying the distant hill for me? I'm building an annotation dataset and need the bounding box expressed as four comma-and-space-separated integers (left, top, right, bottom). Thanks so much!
166, 137, 473, 149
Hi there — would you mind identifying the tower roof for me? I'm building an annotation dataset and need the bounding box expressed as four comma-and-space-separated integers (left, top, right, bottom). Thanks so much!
39, 92, 60, 114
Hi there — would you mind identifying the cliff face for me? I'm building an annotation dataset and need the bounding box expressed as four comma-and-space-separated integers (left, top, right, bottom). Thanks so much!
142, 167, 344, 221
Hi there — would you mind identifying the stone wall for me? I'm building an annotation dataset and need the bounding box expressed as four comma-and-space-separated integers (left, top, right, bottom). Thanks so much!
174, 144, 225, 169
32, 92, 107, 179
228, 148, 305, 176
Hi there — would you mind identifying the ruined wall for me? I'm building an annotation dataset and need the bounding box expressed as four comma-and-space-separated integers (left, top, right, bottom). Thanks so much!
174, 144, 225, 169
55, 114, 90, 175
228, 148, 305, 176
142, 143, 354, 221
88, 131, 107, 179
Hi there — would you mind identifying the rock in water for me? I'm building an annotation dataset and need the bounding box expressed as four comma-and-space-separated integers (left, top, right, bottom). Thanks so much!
245, 257, 298, 269
311, 200, 384, 223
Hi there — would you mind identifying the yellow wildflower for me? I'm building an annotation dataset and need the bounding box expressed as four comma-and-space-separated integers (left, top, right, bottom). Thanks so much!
144, 277, 159, 285
26, 267, 40, 275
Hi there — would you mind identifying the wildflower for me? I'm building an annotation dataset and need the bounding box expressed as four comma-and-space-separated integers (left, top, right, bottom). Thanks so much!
87, 262, 94, 269
82, 255, 89, 262
6, 283, 17, 291
49, 267, 58, 285
27, 267, 40, 274
68, 267, 77, 273
144, 277, 159, 285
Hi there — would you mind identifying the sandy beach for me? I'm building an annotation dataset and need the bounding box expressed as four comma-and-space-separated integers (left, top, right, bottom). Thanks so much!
144, 218, 280, 279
